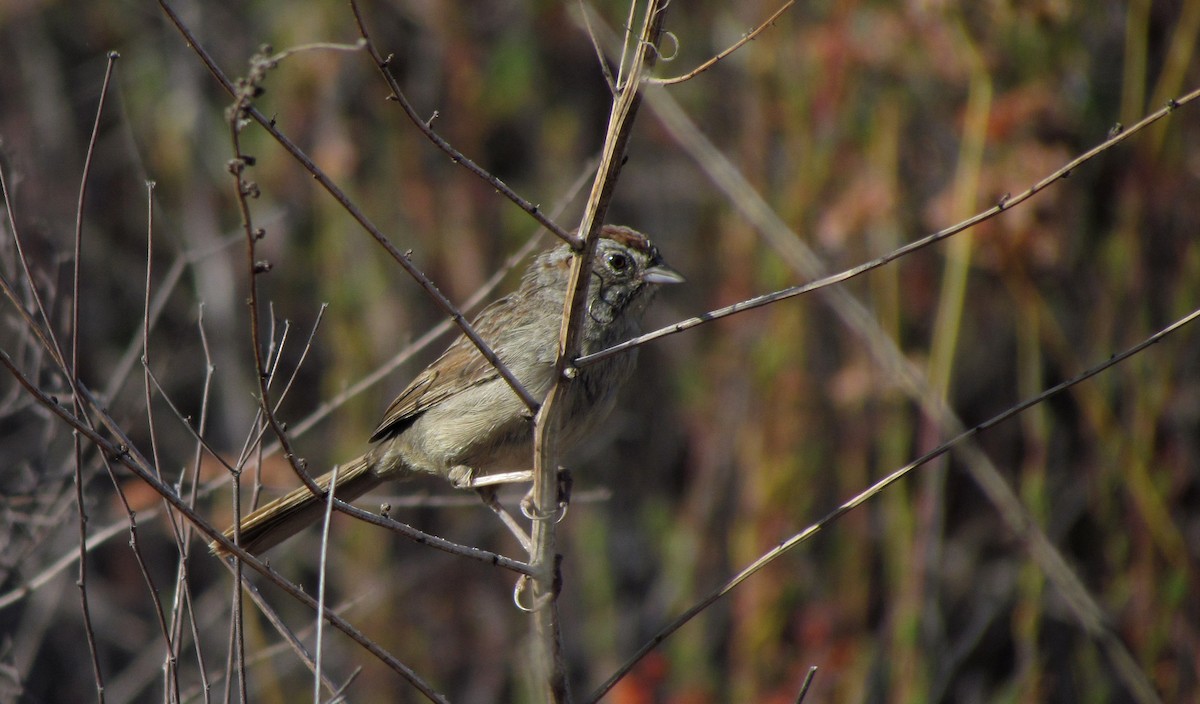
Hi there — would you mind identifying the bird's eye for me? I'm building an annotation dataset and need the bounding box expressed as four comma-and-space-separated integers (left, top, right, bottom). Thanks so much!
605, 251, 630, 272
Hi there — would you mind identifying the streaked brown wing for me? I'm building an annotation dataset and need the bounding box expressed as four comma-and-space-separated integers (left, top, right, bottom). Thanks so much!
368, 339, 500, 442
368, 295, 519, 442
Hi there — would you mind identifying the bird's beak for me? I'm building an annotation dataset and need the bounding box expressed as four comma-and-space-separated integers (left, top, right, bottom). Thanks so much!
643, 264, 685, 285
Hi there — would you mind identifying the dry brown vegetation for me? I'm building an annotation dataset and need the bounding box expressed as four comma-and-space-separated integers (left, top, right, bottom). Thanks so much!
1, 1, 1199, 702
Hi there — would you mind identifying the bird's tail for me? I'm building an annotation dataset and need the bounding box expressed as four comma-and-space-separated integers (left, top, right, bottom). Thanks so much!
210, 454, 383, 557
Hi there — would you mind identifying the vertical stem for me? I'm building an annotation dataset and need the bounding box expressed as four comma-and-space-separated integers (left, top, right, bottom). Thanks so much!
72, 51, 120, 704
527, 2, 666, 701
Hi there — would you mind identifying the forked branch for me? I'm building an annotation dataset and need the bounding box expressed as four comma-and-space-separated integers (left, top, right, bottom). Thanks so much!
528, 1, 669, 701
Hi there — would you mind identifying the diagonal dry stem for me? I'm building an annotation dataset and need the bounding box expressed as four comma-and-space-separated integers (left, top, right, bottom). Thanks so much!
527, 1, 668, 700
0, 348, 450, 703
157, 0, 540, 416
587, 304, 1199, 704
347, 0, 580, 250
576, 83, 1200, 368
647, 0, 796, 86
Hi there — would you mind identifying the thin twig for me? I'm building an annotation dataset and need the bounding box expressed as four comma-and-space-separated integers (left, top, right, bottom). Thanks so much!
236, 574, 342, 698
104, 454, 179, 704
224, 65, 322, 509
633, 66, 1165, 703
71, 50, 120, 703
223, 557, 247, 704
314, 463, 340, 703
614, 1, 641, 88
794, 666, 817, 704
576, 83, 1200, 368
180, 576, 369, 702
272, 304, 327, 419
346, 0, 579, 249
647, 0, 795, 85
103, 235, 229, 403
138, 179, 189, 703
176, 305, 216, 701
528, 1, 668, 700
156, 0, 540, 415
0, 349, 449, 703
576, 0, 617, 94
142, 181, 165, 484
586, 304, 1200, 703
88, 179, 183, 704
333, 502, 536, 576
141, 365, 238, 477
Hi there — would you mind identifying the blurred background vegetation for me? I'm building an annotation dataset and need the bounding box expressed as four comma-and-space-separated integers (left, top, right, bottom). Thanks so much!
1, 0, 1199, 702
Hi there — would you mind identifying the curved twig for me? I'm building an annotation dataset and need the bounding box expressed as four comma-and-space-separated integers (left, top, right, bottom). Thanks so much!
647, 0, 795, 85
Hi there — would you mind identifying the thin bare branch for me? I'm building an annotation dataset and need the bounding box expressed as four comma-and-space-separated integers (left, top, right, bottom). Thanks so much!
0, 350, 449, 703
103, 237, 226, 402
224, 65, 323, 509
70, 50, 121, 702
172, 305, 216, 701
263, 39, 367, 62
576, 83, 1200, 368
614, 1, 642, 88
236, 574, 342, 698
156, 1, 540, 416
626, 60, 1167, 703
313, 463, 340, 703
576, 0, 617, 94
137, 180, 189, 702
528, 1, 668, 700
647, 1, 795, 85
272, 304, 327, 417
332, 501, 536, 577
587, 304, 1200, 704
142, 180, 165, 485
346, 1, 580, 249
794, 666, 817, 704
142, 365, 238, 477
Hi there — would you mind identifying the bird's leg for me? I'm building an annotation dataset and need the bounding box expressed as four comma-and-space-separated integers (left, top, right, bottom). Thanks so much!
458, 469, 534, 488
476, 487, 531, 552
